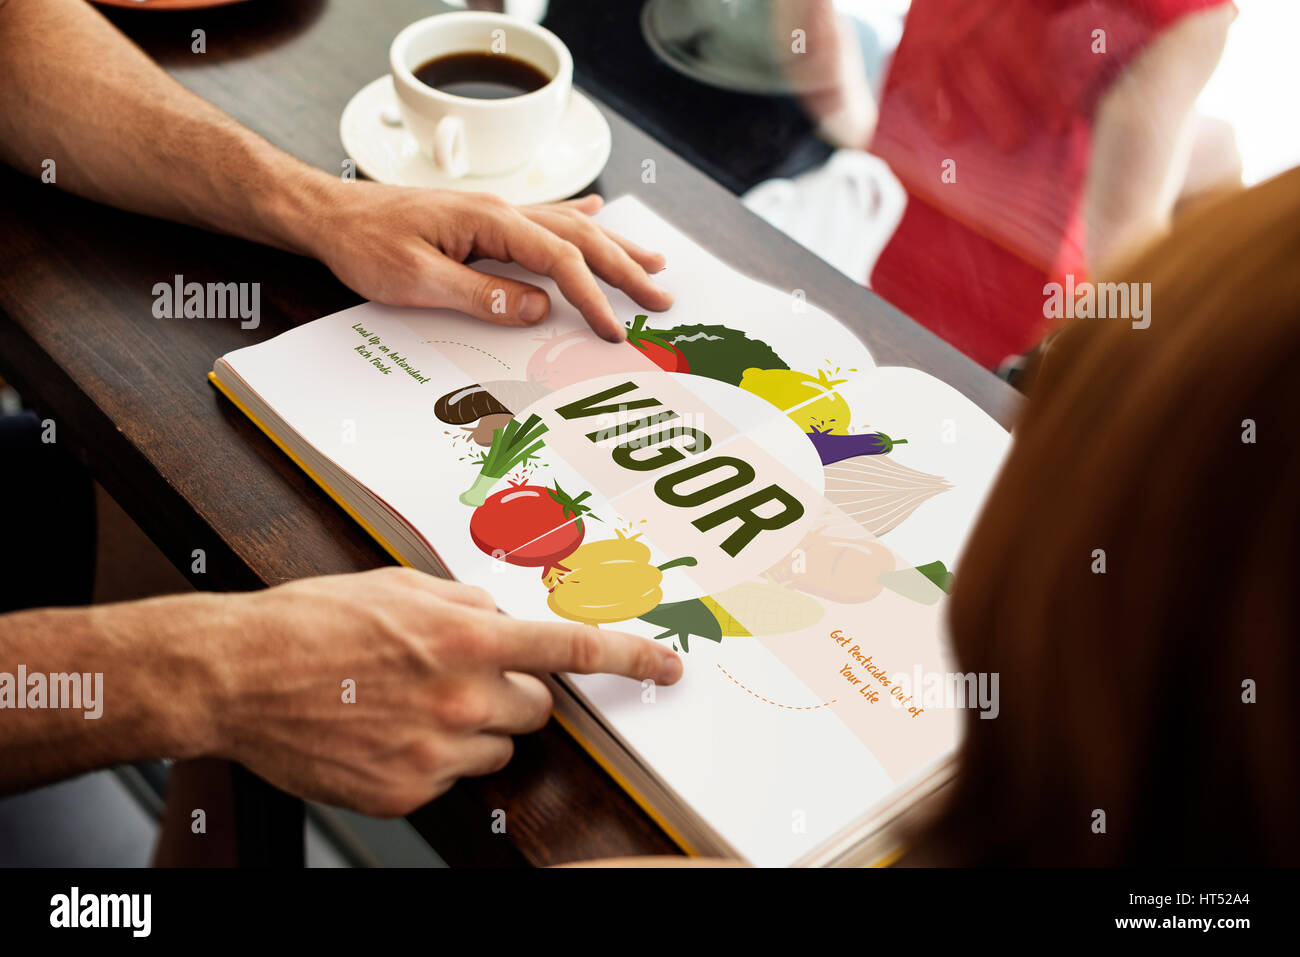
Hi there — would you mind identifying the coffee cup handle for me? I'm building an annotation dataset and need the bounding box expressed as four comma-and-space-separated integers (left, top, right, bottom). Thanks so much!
432, 115, 469, 179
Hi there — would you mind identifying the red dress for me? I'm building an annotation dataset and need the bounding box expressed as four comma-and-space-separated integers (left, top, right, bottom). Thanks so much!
869, 0, 1233, 367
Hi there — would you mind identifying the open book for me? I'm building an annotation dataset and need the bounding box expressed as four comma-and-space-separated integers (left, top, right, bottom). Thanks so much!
210, 196, 1010, 867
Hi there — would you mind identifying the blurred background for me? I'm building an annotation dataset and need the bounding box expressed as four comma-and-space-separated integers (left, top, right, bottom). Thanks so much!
476, 0, 1300, 368
4, 0, 1296, 867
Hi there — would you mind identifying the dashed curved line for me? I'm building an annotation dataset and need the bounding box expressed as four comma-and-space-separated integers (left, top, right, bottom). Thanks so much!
715, 664, 837, 711
422, 339, 511, 369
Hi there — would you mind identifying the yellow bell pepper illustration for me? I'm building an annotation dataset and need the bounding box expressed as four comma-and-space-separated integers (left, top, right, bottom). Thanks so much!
543, 531, 698, 625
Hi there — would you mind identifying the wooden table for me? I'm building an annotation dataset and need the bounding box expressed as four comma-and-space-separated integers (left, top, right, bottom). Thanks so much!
0, 0, 1018, 866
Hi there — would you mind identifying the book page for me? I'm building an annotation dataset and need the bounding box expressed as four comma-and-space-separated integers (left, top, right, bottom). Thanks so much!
217, 196, 1010, 866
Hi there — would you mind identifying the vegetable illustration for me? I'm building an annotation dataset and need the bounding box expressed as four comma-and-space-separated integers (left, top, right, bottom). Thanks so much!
878, 561, 953, 605
639, 581, 824, 651
915, 560, 953, 592
436, 381, 551, 446
523, 322, 790, 389
626, 314, 689, 372
543, 531, 698, 625
638, 599, 722, 651
435, 384, 511, 425
765, 525, 895, 603
459, 414, 548, 506
467, 412, 513, 447
656, 324, 788, 386
823, 454, 952, 537
739, 368, 852, 434
526, 329, 653, 390
807, 428, 908, 466
470, 480, 595, 570
707, 581, 825, 635
479, 378, 551, 413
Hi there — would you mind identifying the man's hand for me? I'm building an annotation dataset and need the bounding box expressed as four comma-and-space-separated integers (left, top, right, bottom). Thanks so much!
0, 0, 671, 341
0, 568, 682, 811
301, 187, 671, 342
202, 568, 681, 816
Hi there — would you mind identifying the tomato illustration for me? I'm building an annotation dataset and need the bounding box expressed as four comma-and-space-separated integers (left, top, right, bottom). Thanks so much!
525, 329, 651, 390
543, 531, 697, 625
626, 314, 690, 373
470, 481, 594, 569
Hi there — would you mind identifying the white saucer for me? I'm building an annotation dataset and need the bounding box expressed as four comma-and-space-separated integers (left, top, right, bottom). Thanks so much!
339, 76, 612, 204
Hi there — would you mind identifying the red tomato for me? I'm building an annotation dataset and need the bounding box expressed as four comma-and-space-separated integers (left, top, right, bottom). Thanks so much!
627, 314, 690, 373
469, 481, 591, 568
525, 329, 649, 390
633, 338, 690, 372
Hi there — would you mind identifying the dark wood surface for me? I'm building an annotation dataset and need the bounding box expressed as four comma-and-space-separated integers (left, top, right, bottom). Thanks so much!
0, 0, 1018, 866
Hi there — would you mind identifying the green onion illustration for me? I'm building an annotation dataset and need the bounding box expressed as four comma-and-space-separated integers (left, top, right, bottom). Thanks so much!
459, 413, 548, 506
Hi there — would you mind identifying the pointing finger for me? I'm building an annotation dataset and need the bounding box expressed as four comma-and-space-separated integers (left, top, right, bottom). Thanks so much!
477, 613, 683, 685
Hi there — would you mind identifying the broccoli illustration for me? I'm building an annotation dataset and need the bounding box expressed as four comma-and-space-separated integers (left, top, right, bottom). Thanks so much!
657, 324, 789, 385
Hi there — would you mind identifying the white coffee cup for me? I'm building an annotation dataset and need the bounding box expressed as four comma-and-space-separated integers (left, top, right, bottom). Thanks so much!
390, 12, 573, 179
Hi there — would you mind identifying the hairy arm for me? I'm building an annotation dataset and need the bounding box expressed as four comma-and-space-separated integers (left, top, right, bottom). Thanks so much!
0, 598, 219, 790
0, 570, 680, 810
0, 0, 324, 255
0, 0, 672, 338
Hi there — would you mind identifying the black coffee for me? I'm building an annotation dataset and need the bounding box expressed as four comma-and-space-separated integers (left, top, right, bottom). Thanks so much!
412, 51, 550, 100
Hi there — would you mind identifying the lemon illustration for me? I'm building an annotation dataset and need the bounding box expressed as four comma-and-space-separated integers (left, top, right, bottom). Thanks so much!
738, 368, 851, 434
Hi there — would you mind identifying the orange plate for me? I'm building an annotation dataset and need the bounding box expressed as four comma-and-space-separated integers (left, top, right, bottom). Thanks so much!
92, 0, 254, 10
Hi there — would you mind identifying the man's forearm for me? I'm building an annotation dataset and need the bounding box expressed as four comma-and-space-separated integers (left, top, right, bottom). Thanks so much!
0, 597, 220, 792
0, 0, 327, 254
0, 0, 672, 338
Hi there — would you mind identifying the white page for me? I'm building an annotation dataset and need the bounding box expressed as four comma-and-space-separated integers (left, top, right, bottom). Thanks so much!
219, 196, 1010, 865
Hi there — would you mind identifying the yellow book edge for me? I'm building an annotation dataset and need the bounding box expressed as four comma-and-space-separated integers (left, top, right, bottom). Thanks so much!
208, 370, 705, 860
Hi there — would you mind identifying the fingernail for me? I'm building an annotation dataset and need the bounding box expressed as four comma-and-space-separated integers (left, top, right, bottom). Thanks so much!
657, 654, 683, 684
521, 291, 548, 323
